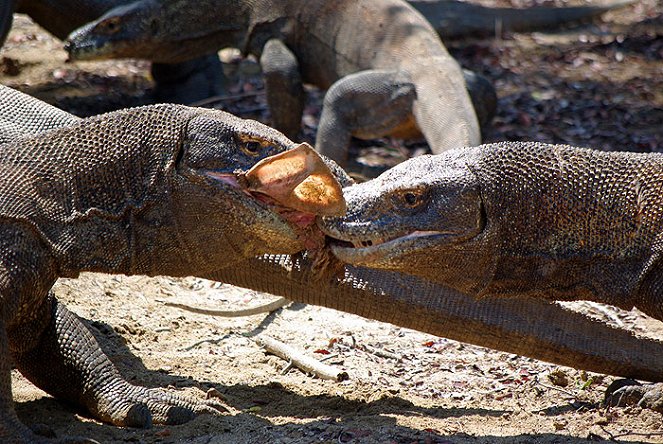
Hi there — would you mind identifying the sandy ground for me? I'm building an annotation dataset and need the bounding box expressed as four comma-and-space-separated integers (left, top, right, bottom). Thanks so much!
1, 1, 663, 443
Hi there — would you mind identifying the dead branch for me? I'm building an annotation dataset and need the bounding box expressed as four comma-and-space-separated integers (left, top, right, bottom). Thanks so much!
255, 335, 349, 382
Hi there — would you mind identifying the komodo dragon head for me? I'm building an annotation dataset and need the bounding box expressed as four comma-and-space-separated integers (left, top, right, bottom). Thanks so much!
65, 0, 250, 63
152, 106, 346, 272
319, 149, 494, 295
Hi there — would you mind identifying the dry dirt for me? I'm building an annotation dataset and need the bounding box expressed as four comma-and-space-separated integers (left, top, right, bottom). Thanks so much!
2, 1, 663, 443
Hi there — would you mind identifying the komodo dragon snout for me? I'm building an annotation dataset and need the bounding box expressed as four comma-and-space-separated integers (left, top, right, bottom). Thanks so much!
319, 151, 488, 291
65, 0, 165, 61
65, 0, 246, 63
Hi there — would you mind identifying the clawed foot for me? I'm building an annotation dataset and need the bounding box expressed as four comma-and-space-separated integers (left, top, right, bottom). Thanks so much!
605, 379, 663, 413
89, 379, 227, 428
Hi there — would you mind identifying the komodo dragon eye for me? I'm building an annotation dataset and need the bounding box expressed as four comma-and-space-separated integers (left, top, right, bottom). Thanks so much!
239, 137, 273, 157
400, 189, 427, 209
98, 17, 121, 34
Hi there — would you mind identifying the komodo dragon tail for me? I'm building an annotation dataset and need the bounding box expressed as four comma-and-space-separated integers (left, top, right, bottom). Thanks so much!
409, 0, 634, 39
213, 254, 663, 383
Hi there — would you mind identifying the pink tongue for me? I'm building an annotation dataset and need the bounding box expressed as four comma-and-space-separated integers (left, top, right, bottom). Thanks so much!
252, 193, 317, 229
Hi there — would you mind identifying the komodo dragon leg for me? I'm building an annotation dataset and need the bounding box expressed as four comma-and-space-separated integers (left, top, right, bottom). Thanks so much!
260, 39, 306, 140
316, 70, 418, 167
14, 296, 222, 427
314, 69, 495, 168
151, 54, 226, 104
0, 325, 41, 443
0, 223, 222, 442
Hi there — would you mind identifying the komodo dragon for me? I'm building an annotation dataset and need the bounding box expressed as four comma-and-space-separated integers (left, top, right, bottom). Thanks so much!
0, 0, 629, 104
0, 0, 225, 103
0, 100, 353, 443
6, 87, 663, 427
320, 141, 663, 412
64, 0, 489, 168
1, 0, 631, 51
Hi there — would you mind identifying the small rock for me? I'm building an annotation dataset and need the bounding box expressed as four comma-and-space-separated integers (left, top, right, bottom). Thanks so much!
548, 369, 570, 387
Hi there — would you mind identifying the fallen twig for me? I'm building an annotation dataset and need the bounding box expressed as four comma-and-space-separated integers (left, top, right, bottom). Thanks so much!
255, 335, 349, 382
180, 334, 231, 352
534, 379, 578, 399
163, 297, 291, 317
361, 344, 402, 361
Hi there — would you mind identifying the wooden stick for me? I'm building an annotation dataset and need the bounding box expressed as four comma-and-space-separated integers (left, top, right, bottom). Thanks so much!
163, 297, 290, 317
255, 335, 349, 382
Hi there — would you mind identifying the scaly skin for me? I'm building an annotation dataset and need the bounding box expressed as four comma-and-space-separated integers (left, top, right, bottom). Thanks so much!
321, 141, 663, 413
7, 89, 663, 430
0, 103, 341, 443
63, 0, 485, 167
4, 0, 630, 48
0, 85, 80, 144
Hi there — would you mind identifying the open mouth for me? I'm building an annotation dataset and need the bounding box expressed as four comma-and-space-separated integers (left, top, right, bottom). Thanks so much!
201, 143, 346, 251
204, 170, 317, 229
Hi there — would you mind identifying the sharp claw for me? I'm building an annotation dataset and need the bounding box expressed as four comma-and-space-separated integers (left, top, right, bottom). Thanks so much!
604, 378, 645, 407
604, 379, 663, 413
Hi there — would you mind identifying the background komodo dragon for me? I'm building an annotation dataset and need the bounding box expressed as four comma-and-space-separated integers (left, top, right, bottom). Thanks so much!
1, 0, 632, 57
0, 0, 226, 103
320, 141, 663, 412
0, 100, 351, 443
0, 0, 630, 105
5, 85, 663, 424
64, 0, 488, 168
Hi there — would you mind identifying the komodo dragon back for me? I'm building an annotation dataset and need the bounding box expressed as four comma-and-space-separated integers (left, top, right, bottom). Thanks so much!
0, 85, 80, 144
